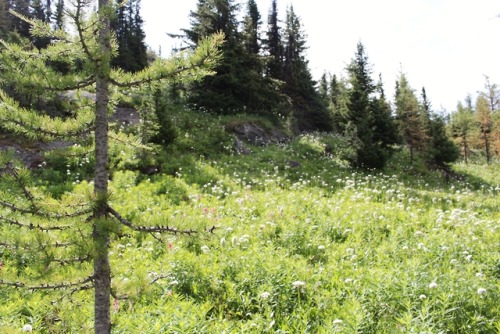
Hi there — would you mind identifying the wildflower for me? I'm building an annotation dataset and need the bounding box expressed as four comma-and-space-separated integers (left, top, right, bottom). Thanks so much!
318, 245, 325, 250
169, 280, 179, 286
113, 299, 120, 312
477, 288, 487, 295
200, 245, 210, 253
220, 237, 226, 247
22, 324, 33, 332
260, 291, 271, 299
428, 282, 438, 289
419, 294, 427, 300
344, 278, 354, 284
292, 280, 306, 289
333, 319, 343, 325
476, 272, 484, 278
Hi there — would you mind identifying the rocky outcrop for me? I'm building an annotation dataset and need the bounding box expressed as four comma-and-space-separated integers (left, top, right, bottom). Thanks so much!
229, 122, 289, 154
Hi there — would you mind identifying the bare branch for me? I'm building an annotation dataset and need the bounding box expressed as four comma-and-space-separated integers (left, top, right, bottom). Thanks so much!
107, 206, 197, 235
71, 0, 95, 63
0, 274, 94, 290
0, 241, 75, 249
0, 215, 71, 231
0, 200, 93, 219
52, 255, 92, 265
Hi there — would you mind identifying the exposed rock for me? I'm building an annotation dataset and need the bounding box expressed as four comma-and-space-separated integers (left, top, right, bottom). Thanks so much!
233, 137, 251, 155
140, 165, 162, 175
287, 160, 301, 168
113, 107, 140, 126
230, 123, 289, 146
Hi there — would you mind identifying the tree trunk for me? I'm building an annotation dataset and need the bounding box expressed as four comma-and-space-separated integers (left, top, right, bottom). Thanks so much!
483, 130, 491, 165
462, 133, 468, 165
94, 0, 112, 333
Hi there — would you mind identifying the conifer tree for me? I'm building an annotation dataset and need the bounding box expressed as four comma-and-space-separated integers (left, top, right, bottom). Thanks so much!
9, 0, 31, 38
181, 0, 283, 116
371, 75, 400, 153
182, 0, 244, 113
328, 74, 350, 131
111, 0, 148, 72
344, 42, 393, 168
282, 5, 331, 132
450, 100, 476, 164
264, 0, 283, 80
242, 0, 260, 55
475, 95, 493, 164
53, 0, 64, 30
394, 72, 426, 163
0, 0, 10, 39
480, 76, 499, 159
420, 88, 458, 166
0, 1, 223, 333
318, 72, 329, 104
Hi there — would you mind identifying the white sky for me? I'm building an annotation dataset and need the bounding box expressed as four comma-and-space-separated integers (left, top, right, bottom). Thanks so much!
141, 0, 500, 112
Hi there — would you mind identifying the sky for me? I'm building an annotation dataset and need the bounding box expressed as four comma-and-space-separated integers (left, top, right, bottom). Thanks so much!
141, 0, 500, 112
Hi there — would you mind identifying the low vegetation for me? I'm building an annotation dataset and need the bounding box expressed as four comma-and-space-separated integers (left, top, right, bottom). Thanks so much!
1, 106, 498, 333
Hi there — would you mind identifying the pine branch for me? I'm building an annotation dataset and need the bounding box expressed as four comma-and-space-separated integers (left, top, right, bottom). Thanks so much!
0, 200, 92, 219
45, 76, 96, 92
148, 272, 173, 285
0, 115, 95, 140
0, 241, 75, 249
108, 132, 148, 150
109, 33, 224, 88
0, 274, 94, 291
52, 255, 92, 265
70, 0, 95, 63
3, 163, 38, 209
107, 206, 197, 235
0, 215, 71, 231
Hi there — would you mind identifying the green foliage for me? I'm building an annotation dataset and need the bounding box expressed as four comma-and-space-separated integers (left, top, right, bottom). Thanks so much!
427, 114, 460, 166
282, 6, 333, 132
343, 42, 398, 169
111, 0, 148, 72
395, 72, 427, 163
1, 110, 499, 332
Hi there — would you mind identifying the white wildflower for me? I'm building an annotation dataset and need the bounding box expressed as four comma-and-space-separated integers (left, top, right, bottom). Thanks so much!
200, 245, 210, 253
332, 319, 343, 325
419, 294, 427, 300
220, 237, 226, 247
428, 282, 438, 289
318, 245, 325, 250
22, 324, 33, 332
260, 291, 271, 299
292, 280, 306, 288
477, 288, 487, 295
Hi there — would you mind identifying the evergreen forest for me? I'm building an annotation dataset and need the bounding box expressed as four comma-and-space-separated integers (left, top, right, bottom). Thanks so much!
0, 1, 498, 333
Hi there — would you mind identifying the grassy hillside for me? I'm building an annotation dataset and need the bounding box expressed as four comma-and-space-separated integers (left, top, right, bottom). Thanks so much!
0, 108, 499, 333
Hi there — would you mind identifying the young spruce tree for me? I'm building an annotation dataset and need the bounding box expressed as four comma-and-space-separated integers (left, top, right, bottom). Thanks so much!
0, 1, 222, 333
282, 5, 332, 132
345, 42, 395, 168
